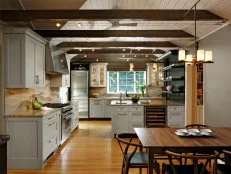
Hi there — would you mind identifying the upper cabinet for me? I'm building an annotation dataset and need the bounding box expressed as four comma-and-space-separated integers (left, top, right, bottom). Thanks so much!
90, 63, 108, 87
146, 63, 164, 87
4, 28, 47, 88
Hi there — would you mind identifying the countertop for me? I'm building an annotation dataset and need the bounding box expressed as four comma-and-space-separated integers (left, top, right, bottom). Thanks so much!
5, 108, 60, 118
0, 135, 10, 145
111, 100, 184, 106
89, 96, 163, 100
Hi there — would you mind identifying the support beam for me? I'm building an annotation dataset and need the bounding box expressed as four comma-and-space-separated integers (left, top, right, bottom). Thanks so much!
35, 30, 193, 38
58, 41, 178, 48
66, 48, 165, 54
0, 10, 223, 21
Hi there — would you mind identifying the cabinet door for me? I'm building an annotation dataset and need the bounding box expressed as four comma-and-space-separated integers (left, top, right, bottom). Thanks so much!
129, 123, 144, 133
90, 100, 105, 118
167, 106, 185, 128
98, 65, 106, 87
90, 65, 98, 87
114, 112, 129, 133
34, 41, 45, 87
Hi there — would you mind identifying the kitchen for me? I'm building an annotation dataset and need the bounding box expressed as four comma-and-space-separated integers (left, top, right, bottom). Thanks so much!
1, 0, 231, 174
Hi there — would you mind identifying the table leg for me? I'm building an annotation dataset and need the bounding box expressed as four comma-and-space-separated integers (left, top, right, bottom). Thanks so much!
148, 148, 154, 174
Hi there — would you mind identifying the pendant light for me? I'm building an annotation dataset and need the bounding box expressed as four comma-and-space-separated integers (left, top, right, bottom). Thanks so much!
178, 2, 213, 64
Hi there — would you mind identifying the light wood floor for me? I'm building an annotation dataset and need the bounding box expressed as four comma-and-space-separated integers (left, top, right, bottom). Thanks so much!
8, 120, 150, 174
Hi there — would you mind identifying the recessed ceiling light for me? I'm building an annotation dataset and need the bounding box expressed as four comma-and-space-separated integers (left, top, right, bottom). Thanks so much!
84, 55, 87, 58
77, 23, 82, 27
96, 59, 99, 62
123, 49, 126, 52
79, 49, 82, 52
92, 49, 95, 52
56, 23, 61, 28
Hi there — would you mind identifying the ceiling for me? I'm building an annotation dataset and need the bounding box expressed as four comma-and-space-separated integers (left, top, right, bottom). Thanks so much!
0, 0, 231, 63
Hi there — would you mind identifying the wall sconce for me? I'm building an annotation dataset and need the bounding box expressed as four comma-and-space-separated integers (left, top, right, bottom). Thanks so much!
130, 63, 134, 71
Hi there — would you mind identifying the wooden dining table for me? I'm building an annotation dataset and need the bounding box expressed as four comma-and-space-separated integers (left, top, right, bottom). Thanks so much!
135, 127, 231, 174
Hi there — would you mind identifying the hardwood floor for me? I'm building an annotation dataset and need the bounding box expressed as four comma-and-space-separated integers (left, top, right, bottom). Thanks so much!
8, 120, 149, 174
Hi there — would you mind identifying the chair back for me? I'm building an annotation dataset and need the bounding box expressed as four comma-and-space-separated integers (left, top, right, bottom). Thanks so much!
116, 133, 143, 164
165, 150, 220, 174
223, 150, 231, 166
185, 124, 209, 129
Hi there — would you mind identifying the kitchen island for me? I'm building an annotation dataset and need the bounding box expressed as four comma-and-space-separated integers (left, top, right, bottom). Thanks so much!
110, 99, 185, 135
4, 108, 61, 169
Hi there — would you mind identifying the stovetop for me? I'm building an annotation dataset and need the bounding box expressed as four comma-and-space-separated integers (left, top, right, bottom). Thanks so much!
43, 103, 70, 108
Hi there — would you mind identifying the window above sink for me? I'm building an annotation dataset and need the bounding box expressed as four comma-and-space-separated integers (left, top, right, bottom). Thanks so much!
107, 71, 146, 94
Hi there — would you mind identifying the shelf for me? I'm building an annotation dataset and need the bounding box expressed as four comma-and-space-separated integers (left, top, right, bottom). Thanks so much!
163, 64, 184, 71
163, 76, 185, 82
162, 91, 185, 94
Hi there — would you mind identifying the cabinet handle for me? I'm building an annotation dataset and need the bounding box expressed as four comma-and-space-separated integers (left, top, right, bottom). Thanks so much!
49, 122, 56, 126
34, 75, 39, 84
48, 116, 55, 120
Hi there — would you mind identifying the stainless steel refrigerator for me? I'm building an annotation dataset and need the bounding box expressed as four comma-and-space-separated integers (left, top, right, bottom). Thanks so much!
71, 71, 89, 119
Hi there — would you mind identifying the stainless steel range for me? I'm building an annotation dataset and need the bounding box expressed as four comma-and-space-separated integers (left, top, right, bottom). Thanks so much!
43, 103, 73, 144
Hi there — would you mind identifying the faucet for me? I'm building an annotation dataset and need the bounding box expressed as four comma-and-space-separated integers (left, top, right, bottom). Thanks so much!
119, 92, 123, 103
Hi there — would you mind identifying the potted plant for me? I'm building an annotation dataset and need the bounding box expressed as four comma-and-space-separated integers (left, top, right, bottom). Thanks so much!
137, 81, 147, 97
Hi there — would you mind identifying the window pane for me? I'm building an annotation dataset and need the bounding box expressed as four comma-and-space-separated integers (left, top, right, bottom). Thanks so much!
108, 71, 146, 94
108, 72, 117, 93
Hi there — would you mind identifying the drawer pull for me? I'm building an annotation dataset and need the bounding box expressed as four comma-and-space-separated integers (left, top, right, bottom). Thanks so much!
49, 122, 56, 126
48, 116, 55, 120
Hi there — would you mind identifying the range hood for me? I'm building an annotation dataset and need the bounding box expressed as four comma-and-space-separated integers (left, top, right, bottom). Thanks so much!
45, 43, 69, 75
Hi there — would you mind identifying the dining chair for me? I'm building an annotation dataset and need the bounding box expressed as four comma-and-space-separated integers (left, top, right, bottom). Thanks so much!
162, 150, 219, 174
217, 150, 231, 174
185, 124, 212, 166
116, 133, 160, 174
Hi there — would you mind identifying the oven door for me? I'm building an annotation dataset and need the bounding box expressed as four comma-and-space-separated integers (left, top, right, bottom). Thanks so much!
61, 113, 72, 144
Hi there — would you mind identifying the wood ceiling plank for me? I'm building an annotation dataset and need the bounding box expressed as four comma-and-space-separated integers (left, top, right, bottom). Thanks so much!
57, 41, 178, 48
34, 30, 193, 38
0, 10, 223, 21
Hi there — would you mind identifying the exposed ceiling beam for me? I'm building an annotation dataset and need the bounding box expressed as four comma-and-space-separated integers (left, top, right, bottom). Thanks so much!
66, 48, 165, 54
58, 41, 178, 48
71, 54, 157, 60
35, 30, 193, 38
0, 10, 223, 21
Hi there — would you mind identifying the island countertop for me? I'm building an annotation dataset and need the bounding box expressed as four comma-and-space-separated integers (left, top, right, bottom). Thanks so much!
4, 108, 60, 118
111, 99, 184, 106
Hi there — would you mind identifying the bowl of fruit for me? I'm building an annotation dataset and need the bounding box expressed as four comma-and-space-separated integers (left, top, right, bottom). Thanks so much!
131, 95, 140, 103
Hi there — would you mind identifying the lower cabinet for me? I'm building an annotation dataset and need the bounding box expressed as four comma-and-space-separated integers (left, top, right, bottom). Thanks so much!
112, 106, 144, 135
71, 102, 79, 132
5, 110, 61, 169
90, 99, 105, 118
167, 106, 185, 128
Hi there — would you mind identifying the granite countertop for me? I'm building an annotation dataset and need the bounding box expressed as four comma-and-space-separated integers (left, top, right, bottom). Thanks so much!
0, 135, 10, 145
5, 108, 60, 118
111, 99, 184, 106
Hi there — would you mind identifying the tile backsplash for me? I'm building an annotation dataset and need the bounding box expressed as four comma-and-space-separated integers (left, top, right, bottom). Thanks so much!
4, 76, 68, 114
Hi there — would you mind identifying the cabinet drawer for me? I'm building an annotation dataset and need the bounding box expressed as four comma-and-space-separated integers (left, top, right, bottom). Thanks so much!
115, 106, 128, 112
44, 112, 58, 123
129, 112, 144, 123
115, 112, 128, 117
43, 132, 58, 160
129, 123, 144, 133
129, 106, 144, 112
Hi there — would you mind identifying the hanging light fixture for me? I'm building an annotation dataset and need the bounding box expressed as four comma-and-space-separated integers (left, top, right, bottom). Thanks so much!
178, 2, 213, 64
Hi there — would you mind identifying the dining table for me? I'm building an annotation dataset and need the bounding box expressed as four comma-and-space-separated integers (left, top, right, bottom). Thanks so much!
135, 127, 231, 174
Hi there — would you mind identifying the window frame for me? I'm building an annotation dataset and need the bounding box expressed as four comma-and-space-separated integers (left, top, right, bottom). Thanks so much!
107, 71, 146, 94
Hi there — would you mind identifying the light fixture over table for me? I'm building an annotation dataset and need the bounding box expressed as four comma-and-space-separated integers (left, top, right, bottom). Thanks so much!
178, 1, 214, 64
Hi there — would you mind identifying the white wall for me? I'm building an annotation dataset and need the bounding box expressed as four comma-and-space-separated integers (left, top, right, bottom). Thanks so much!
199, 24, 231, 127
